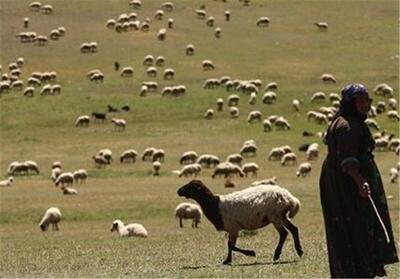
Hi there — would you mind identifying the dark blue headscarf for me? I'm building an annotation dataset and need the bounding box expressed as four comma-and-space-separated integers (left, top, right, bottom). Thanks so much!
341, 83, 369, 101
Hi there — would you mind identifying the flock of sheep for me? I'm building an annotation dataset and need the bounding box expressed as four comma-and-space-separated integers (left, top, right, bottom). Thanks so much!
1, 0, 399, 269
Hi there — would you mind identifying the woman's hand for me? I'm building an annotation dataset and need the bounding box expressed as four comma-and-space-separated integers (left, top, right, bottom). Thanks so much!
358, 182, 371, 198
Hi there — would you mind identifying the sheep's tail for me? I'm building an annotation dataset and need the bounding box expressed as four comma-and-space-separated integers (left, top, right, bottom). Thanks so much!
287, 196, 301, 219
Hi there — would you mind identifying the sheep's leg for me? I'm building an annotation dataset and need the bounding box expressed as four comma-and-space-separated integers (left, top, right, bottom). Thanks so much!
223, 233, 236, 265
273, 224, 288, 261
283, 219, 303, 258
179, 218, 183, 228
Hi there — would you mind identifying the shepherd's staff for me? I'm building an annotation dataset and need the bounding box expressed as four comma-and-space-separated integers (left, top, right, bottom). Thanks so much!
364, 183, 390, 244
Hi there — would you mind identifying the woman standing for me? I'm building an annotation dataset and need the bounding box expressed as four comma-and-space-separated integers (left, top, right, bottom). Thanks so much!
320, 83, 398, 278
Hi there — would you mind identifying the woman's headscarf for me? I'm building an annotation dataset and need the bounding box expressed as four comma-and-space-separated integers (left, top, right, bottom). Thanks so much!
324, 83, 374, 150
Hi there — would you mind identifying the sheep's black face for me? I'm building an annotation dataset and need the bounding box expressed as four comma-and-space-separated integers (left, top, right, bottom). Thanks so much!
40, 224, 48, 231
111, 222, 118, 232
177, 180, 204, 199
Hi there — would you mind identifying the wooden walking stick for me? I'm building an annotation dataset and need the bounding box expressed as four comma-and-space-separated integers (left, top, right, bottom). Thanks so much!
364, 183, 390, 244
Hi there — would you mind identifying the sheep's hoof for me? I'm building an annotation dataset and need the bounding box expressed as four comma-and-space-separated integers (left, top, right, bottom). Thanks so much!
222, 259, 232, 265
297, 249, 304, 258
273, 255, 280, 262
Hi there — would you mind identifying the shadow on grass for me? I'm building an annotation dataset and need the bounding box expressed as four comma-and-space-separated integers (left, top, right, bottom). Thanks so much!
181, 259, 297, 270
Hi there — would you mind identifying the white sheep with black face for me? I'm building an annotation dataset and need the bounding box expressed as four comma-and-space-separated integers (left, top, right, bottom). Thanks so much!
177, 180, 303, 265
111, 220, 148, 237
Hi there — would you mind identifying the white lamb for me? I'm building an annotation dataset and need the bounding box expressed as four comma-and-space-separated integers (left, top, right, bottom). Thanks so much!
39, 207, 61, 231
175, 202, 202, 228
296, 162, 312, 177
0, 177, 13, 187
61, 186, 78, 195
111, 220, 148, 237
177, 180, 303, 264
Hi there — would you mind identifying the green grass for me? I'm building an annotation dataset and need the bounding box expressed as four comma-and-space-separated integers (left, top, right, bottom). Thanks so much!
0, 0, 399, 277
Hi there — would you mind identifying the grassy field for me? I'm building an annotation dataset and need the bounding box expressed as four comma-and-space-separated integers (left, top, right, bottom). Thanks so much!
0, 0, 399, 277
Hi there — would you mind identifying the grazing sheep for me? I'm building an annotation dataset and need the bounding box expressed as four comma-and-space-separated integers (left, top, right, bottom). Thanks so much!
206, 16, 215, 27
306, 143, 319, 160
388, 98, 397, 110
204, 108, 214, 120
120, 67, 134, 78
212, 162, 245, 178
111, 220, 148, 237
365, 118, 380, 130
387, 110, 400, 121
24, 160, 40, 175
248, 92, 257, 105
0, 177, 13, 187
389, 165, 399, 183
168, 18, 174, 28
40, 4, 53, 14
214, 27, 221, 38
55, 172, 74, 187
154, 9, 164, 20
51, 167, 62, 182
163, 68, 175, 80
73, 169, 87, 184
120, 149, 138, 163
314, 22, 328, 31
275, 117, 291, 130
146, 67, 157, 78
292, 99, 300, 112
229, 107, 239, 118
186, 44, 195, 56
175, 202, 202, 228
281, 152, 297, 166
129, 0, 142, 9
178, 163, 202, 177
121, 105, 130, 112
161, 2, 174, 11
143, 55, 154, 66
216, 98, 224, 111
39, 207, 61, 231
247, 110, 262, 123
263, 119, 272, 132
202, 60, 215, 71
268, 147, 286, 161
321, 73, 336, 84
241, 163, 259, 177
142, 147, 156, 161
311, 92, 326, 102
61, 186, 78, 195
180, 151, 198, 165
256, 17, 270, 27
374, 83, 393, 97
157, 28, 167, 41
177, 180, 303, 264
262, 91, 277, 104
111, 118, 126, 131
240, 144, 257, 158
153, 161, 161, 176
92, 112, 107, 123
23, 86, 35, 97
152, 149, 165, 162
225, 10, 230, 21
155, 56, 165, 66
197, 154, 220, 168
194, 9, 206, 19
296, 162, 312, 177
75, 115, 90, 127
227, 94, 240, 106
98, 149, 112, 164
92, 155, 107, 168
29, 1, 42, 11
226, 153, 243, 166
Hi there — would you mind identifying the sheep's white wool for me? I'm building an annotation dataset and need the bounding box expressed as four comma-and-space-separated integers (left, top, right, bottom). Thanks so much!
39, 207, 61, 231
111, 220, 148, 237
218, 185, 300, 232
175, 202, 202, 227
